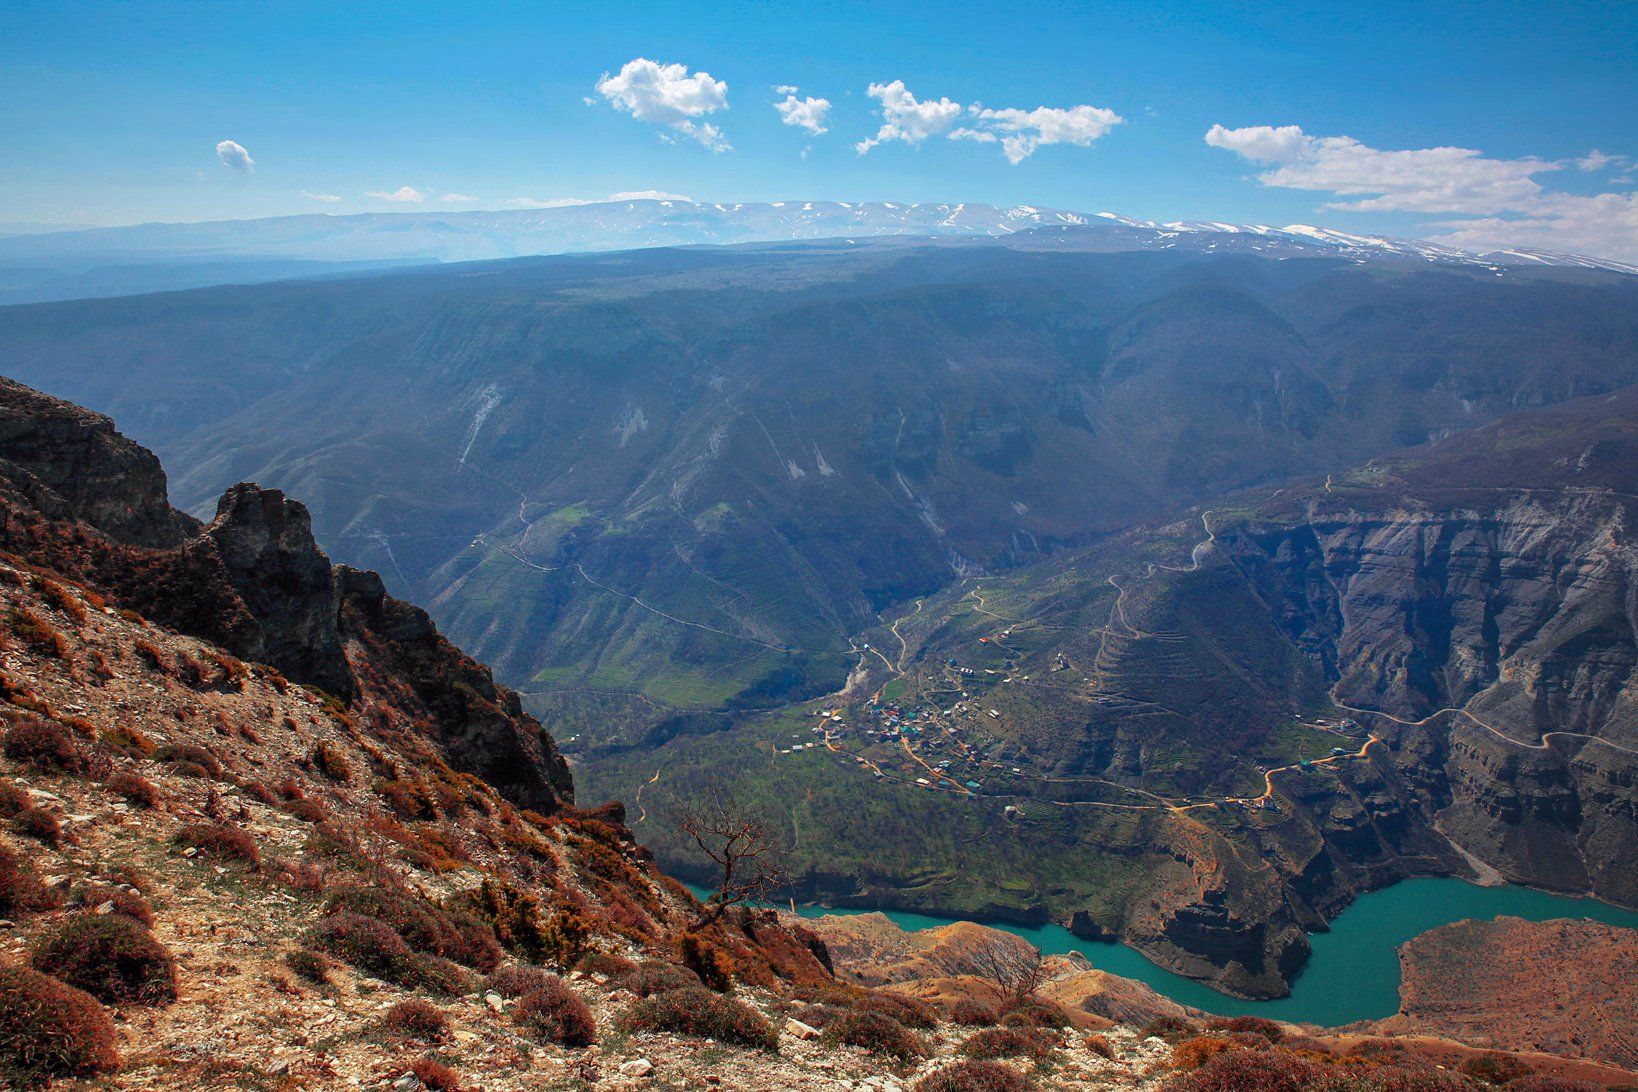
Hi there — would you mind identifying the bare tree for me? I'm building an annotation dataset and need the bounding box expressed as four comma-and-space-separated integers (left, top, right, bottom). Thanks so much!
676, 788, 785, 927
968, 936, 1048, 1002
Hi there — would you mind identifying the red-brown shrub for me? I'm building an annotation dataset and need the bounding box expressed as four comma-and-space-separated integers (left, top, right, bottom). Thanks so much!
11, 807, 60, 845
0, 781, 28, 816
0, 960, 120, 1087
173, 822, 260, 866
410, 1056, 462, 1091
1164, 1050, 1326, 1092
0, 843, 59, 917
620, 986, 777, 1051
3, 718, 86, 774
29, 912, 177, 1004
1142, 1015, 1197, 1043
915, 1060, 1035, 1092
953, 997, 1000, 1026
960, 1026, 1056, 1061
308, 914, 472, 995
1206, 1016, 1286, 1043
385, 998, 448, 1041
999, 996, 1074, 1029
484, 963, 551, 998
1461, 1054, 1533, 1086
678, 930, 734, 991
7, 608, 68, 660
1085, 1034, 1116, 1059
620, 962, 700, 997
574, 950, 638, 979
323, 887, 500, 971
105, 771, 159, 808
1173, 1035, 1246, 1071
310, 741, 352, 783
154, 743, 222, 779
511, 976, 597, 1047
822, 1010, 927, 1060
284, 948, 330, 984
70, 882, 154, 926
857, 991, 940, 1029
281, 798, 328, 823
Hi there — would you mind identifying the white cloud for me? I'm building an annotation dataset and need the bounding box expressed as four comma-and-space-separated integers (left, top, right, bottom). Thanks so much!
440, 193, 475, 203
506, 190, 694, 209
970, 104, 1123, 164
364, 186, 428, 203
1576, 149, 1622, 173
1206, 123, 1638, 261
775, 94, 831, 135
772, 84, 799, 95
300, 190, 341, 202
856, 81, 1121, 162
855, 81, 963, 154
216, 139, 254, 174
596, 58, 731, 151
1204, 123, 1552, 214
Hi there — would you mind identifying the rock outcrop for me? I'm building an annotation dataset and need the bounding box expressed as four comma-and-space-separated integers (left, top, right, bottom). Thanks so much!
0, 375, 195, 547
0, 374, 572, 813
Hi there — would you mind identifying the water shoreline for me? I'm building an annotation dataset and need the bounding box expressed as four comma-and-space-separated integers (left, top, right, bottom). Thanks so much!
693, 878, 1638, 1026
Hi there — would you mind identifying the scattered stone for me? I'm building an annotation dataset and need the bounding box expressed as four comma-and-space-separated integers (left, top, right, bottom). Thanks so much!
619, 1058, 655, 1078
483, 991, 505, 1013
785, 1018, 821, 1040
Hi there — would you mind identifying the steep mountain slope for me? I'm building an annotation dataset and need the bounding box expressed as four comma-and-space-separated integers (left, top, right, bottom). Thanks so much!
587, 388, 1638, 997
4, 242, 1636, 752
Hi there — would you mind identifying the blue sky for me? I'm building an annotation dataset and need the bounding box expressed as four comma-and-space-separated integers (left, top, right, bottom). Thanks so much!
2, 0, 1635, 257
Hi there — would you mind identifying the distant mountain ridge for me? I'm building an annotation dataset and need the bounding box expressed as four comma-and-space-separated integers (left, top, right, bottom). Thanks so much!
1, 198, 1630, 304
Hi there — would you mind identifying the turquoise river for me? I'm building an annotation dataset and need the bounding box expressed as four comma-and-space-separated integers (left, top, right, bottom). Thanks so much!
694, 879, 1638, 1027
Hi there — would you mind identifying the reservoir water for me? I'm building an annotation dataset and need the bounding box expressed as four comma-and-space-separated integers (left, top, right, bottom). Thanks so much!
697, 879, 1638, 1026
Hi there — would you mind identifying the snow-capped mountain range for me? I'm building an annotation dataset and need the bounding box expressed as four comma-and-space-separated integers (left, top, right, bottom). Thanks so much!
0, 199, 1630, 304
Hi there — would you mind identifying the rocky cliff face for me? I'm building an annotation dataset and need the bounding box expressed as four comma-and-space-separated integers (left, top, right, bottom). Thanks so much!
0, 376, 195, 548
202, 483, 352, 699
1218, 485, 1637, 908
0, 374, 573, 813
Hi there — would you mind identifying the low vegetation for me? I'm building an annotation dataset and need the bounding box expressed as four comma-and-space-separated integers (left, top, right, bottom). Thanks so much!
821, 1009, 927, 1061
916, 1060, 1036, 1092
620, 985, 779, 1051
385, 998, 449, 1042
28, 912, 177, 1005
0, 961, 120, 1088
511, 976, 597, 1047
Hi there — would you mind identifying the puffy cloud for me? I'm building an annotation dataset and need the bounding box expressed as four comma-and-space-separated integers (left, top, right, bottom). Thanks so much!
971, 104, 1123, 164
1206, 123, 1638, 261
772, 84, 799, 95
775, 93, 831, 135
1576, 149, 1622, 172
596, 58, 731, 151
364, 186, 427, 203
1204, 123, 1309, 165
857, 81, 1121, 162
215, 139, 254, 174
300, 190, 341, 202
1205, 123, 1551, 214
855, 81, 963, 154
440, 193, 475, 203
